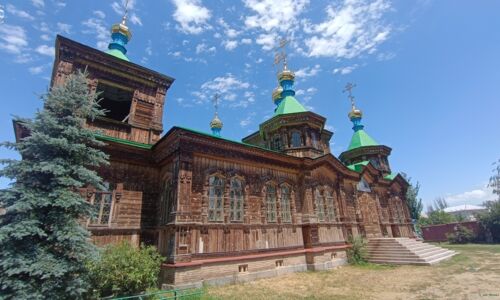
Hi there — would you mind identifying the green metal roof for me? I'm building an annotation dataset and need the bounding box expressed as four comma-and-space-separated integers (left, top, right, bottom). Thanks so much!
347, 129, 378, 151
384, 173, 397, 181
105, 49, 130, 61
346, 160, 370, 172
174, 126, 281, 154
95, 133, 152, 149
274, 95, 307, 115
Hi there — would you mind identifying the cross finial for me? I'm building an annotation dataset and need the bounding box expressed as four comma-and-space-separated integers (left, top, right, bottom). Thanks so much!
212, 93, 220, 114
273, 38, 289, 71
121, 0, 129, 25
343, 82, 357, 110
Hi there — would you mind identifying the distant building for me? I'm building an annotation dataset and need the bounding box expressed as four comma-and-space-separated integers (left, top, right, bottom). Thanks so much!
443, 205, 486, 221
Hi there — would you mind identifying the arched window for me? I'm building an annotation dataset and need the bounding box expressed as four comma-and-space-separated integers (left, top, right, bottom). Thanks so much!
230, 178, 244, 222
315, 189, 325, 222
266, 184, 277, 222
280, 185, 292, 223
291, 131, 301, 148
208, 175, 224, 221
325, 190, 336, 222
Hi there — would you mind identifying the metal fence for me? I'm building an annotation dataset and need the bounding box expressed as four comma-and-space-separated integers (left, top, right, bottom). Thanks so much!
105, 288, 203, 300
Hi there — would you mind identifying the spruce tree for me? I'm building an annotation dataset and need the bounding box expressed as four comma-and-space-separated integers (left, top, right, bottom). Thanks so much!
0, 70, 108, 299
401, 173, 423, 220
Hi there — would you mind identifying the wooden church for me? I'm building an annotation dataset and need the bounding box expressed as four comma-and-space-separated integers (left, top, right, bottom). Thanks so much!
17, 14, 415, 288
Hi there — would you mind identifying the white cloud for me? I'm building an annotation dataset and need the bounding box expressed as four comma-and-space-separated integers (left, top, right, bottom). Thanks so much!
6, 4, 35, 21
145, 39, 152, 56
222, 40, 238, 51
333, 64, 358, 75
377, 51, 396, 61
82, 17, 109, 50
304, 0, 391, 58
39, 22, 50, 33
40, 34, 50, 41
295, 64, 321, 79
172, 0, 212, 34
0, 24, 28, 54
244, 0, 309, 33
218, 18, 241, 39
93, 10, 105, 19
130, 13, 142, 26
325, 124, 335, 132
35, 44, 54, 56
196, 74, 251, 106
241, 38, 252, 45
29, 65, 45, 74
56, 22, 71, 34
255, 32, 277, 51
239, 112, 256, 127
31, 0, 45, 8
196, 43, 216, 54
444, 185, 495, 206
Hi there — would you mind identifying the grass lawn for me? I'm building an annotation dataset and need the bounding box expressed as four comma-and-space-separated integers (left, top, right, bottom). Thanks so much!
202, 243, 500, 300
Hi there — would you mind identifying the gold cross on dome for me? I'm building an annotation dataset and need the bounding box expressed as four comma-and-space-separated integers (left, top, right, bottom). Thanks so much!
273, 38, 289, 70
121, 0, 129, 24
212, 93, 220, 113
343, 82, 357, 109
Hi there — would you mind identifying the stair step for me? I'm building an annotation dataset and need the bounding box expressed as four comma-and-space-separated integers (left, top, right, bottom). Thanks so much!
366, 238, 457, 265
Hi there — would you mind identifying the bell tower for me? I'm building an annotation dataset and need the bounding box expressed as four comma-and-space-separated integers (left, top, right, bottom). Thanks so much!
50, 7, 174, 145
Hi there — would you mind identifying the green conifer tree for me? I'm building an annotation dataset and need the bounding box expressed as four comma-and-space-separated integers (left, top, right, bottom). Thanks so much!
401, 173, 423, 220
0, 70, 108, 299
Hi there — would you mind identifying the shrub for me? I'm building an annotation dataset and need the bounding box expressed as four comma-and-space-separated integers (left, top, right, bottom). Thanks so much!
346, 235, 367, 265
87, 241, 164, 298
446, 224, 475, 244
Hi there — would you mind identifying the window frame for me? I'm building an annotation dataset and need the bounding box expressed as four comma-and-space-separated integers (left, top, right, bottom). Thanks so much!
315, 188, 325, 222
88, 191, 114, 227
290, 131, 302, 148
208, 175, 225, 222
229, 177, 244, 222
280, 184, 292, 223
266, 184, 278, 223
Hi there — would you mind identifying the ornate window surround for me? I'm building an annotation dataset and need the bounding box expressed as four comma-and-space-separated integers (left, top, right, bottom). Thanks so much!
265, 182, 278, 223
280, 183, 292, 223
229, 176, 245, 222
208, 173, 225, 222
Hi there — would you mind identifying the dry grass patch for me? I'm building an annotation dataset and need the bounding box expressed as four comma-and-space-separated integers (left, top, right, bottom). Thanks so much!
203, 244, 500, 300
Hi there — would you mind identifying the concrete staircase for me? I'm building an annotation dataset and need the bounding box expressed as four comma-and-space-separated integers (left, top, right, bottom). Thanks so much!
366, 238, 456, 265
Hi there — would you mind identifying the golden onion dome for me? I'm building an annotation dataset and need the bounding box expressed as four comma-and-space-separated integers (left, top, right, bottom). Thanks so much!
210, 114, 223, 129
348, 107, 363, 119
111, 18, 132, 40
272, 86, 283, 103
277, 68, 295, 82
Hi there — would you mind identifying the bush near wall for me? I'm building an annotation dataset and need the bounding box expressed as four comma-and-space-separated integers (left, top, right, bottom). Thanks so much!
446, 224, 476, 244
87, 241, 164, 299
347, 236, 367, 265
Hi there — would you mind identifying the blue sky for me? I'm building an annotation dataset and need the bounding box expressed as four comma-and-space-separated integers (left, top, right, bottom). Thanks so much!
0, 0, 498, 208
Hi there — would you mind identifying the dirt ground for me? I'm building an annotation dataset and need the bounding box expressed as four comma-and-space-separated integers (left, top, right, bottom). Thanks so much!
203, 244, 500, 300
